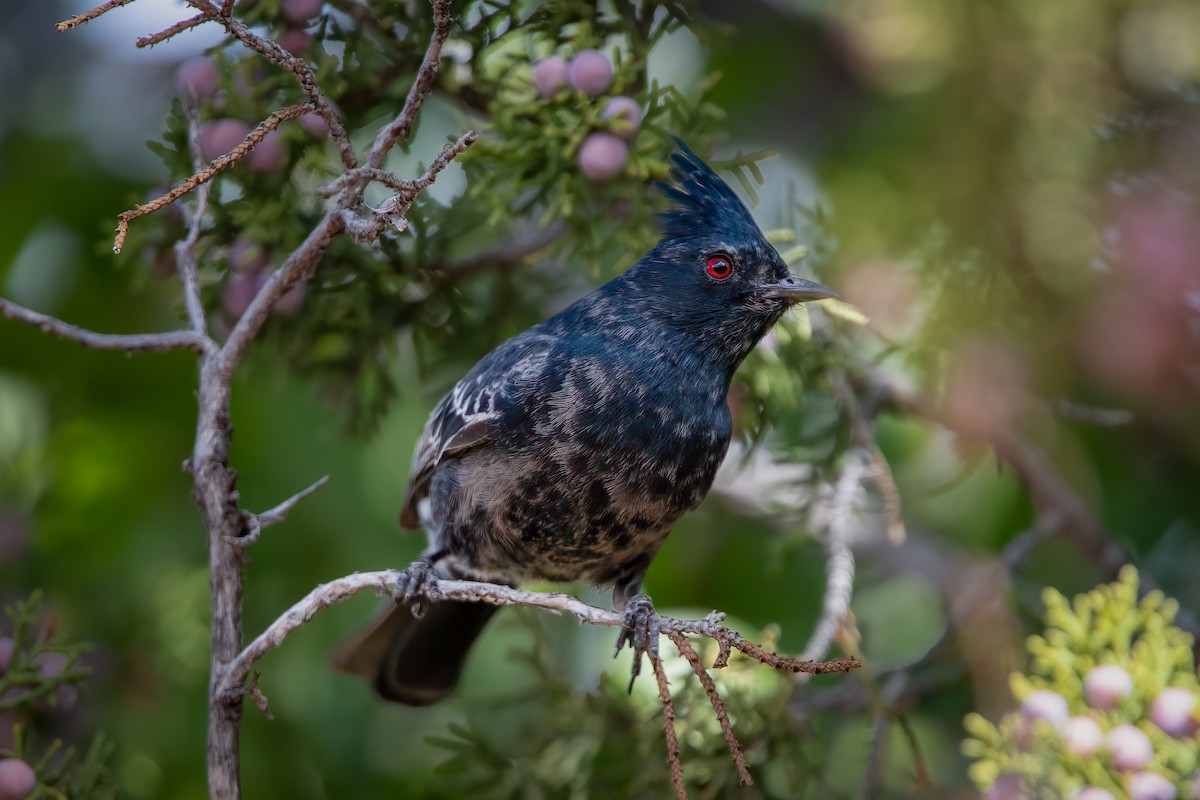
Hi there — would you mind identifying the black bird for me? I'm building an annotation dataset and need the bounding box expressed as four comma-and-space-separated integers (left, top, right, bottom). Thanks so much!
333, 139, 835, 705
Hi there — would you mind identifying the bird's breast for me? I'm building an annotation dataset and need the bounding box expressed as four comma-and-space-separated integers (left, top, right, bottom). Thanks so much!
448, 353, 733, 586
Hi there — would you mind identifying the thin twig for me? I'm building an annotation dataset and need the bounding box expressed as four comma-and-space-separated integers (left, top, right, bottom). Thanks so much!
896, 713, 934, 790
175, 97, 211, 336
217, 572, 862, 700
319, 167, 416, 198
653, 655, 688, 800
339, 132, 477, 244
411, 133, 476, 191
1052, 398, 1133, 427
114, 103, 313, 254
136, 13, 207, 48
233, 475, 330, 547
0, 297, 213, 354
56, 0, 136, 31
667, 631, 753, 786
862, 714, 890, 799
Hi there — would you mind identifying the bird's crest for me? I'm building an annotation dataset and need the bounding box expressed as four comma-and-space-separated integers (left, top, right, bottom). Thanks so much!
657, 138, 761, 241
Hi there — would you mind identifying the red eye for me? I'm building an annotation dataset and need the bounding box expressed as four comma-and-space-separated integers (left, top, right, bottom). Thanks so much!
706, 255, 733, 280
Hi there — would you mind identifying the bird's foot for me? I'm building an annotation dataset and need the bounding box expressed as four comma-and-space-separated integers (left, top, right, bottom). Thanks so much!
614, 593, 661, 693
392, 556, 443, 618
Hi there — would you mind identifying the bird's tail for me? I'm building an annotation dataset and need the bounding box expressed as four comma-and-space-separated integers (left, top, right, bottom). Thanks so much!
331, 599, 499, 706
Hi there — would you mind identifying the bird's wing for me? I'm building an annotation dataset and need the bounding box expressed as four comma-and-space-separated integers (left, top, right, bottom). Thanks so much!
398, 332, 556, 529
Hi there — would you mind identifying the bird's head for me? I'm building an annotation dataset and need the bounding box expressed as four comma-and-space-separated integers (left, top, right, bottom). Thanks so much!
622, 139, 835, 370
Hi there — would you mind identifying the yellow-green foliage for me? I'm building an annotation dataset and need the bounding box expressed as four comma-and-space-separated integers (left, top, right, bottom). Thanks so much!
963, 567, 1200, 798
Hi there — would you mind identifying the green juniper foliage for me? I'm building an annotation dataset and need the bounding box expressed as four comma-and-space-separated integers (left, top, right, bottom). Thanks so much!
426, 614, 847, 800
0, 594, 117, 800
964, 567, 1200, 798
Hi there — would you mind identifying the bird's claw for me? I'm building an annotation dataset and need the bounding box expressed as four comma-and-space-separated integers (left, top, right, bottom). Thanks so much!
392, 558, 441, 618
614, 594, 660, 693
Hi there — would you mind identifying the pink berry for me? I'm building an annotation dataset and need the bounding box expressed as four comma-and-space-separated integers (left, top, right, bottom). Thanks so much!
985, 773, 1026, 800
1071, 789, 1116, 800
1106, 724, 1154, 772
1061, 715, 1104, 757
223, 273, 266, 320
228, 239, 270, 275
532, 56, 569, 98
174, 57, 221, 100
302, 112, 331, 136
0, 759, 37, 800
277, 28, 311, 57
1148, 687, 1198, 738
567, 49, 614, 96
247, 130, 286, 172
34, 651, 67, 679
0, 638, 13, 674
199, 119, 251, 159
577, 132, 628, 182
1085, 665, 1134, 710
1128, 772, 1176, 800
275, 280, 306, 315
1021, 689, 1069, 726
601, 96, 642, 139
32, 651, 78, 711
298, 111, 328, 137
281, 0, 322, 24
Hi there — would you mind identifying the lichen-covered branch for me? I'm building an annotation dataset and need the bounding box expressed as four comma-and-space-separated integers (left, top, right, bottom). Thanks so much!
218, 571, 861, 704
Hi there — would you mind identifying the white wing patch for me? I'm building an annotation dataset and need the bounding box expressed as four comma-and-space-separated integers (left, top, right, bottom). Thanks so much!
399, 341, 554, 529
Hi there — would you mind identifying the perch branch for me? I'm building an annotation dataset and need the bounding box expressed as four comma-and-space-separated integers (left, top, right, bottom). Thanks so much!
0, 297, 213, 354
217, 572, 861, 701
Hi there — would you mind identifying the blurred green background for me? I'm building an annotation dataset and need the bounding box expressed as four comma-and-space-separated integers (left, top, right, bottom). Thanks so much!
1, 0, 1198, 797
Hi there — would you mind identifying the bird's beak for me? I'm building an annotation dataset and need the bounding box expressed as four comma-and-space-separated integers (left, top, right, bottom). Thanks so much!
758, 275, 838, 303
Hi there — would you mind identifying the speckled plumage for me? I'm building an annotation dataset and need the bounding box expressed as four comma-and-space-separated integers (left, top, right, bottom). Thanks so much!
333, 140, 834, 705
